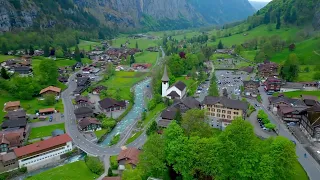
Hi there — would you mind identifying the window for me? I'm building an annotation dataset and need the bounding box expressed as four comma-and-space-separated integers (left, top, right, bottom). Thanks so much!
233, 112, 239, 115
211, 113, 215, 116
227, 115, 231, 119
217, 114, 221, 117
222, 110, 226, 113
222, 115, 225, 118
227, 111, 231, 114
217, 109, 221, 113
212, 109, 215, 112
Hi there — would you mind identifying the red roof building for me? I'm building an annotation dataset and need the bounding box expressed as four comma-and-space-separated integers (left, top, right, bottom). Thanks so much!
117, 147, 140, 168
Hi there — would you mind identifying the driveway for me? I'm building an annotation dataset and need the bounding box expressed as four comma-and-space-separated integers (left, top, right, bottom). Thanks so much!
248, 111, 277, 138
29, 113, 65, 128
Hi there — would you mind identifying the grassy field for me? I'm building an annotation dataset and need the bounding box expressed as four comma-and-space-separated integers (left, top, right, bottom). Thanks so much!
297, 65, 318, 82
28, 123, 65, 140
0, 55, 16, 63
271, 38, 320, 65
112, 37, 159, 50
135, 51, 159, 64
211, 53, 233, 60
71, 40, 101, 51
99, 71, 147, 100
126, 131, 143, 145
208, 25, 299, 47
27, 161, 98, 180
273, 90, 320, 99
240, 50, 257, 61
110, 155, 118, 170
94, 129, 109, 139
32, 57, 92, 68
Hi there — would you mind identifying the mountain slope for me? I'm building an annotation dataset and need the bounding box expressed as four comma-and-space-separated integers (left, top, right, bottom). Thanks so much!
0, 0, 255, 32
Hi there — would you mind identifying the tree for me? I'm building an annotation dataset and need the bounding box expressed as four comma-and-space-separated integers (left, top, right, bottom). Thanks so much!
276, 13, 281, 29
181, 109, 213, 138
222, 88, 228, 97
289, 43, 296, 51
50, 47, 55, 56
107, 167, 113, 177
265, 123, 276, 130
43, 44, 50, 57
314, 72, 320, 80
217, 40, 224, 49
234, 45, 243, 54
146, 121, 158, 136
42, 94, 56, 106
254, 51, 266, 63
304, 67, 310, 72
1, 43, 8, 55
211, 35, 216, 42
135, 41, 139, 49
29, 45, 34, 56
130, 54, 135, 66
264, 11, 270, 24
38, 59, 58, 85
84, 156, 104, 175
142, 111, 146, 121
1, 67, 10, 79
290, 8, 297, 23
74, 45, 81, 62
201, 46, 214, 61
55, 49, 64, 58
174, 108, 182, 125
280, 53, 299, 81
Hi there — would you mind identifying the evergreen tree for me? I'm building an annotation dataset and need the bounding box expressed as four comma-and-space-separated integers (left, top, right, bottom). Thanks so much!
24, 48, 28, 55
217, 40, 224, 49
276, 15, 281, 29
174, 109, 182, 125
1, 67, 10, 79
43, 44, 50, 57
1, 43, 8, 55
146, 121, 158, 136
74, 45, 81, 62
135, 41, 139, 49
75, 34, 80, 44
29, 45, 34, 56
130, 54, 135, 66
290, 8, 297, 23
107, 167, 113, 177
264, 12, 270, 24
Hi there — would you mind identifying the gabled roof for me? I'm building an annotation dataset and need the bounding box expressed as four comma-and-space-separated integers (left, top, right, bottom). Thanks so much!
301, 95, 318, 101
40, 86, 61, 94
5, 110, 26, 120
160, 107, 177, 120
75, 96, 89, 103
14, 134, 72, 158
167, 91, 180, 97
78, 117, 101, 129
98, 98, 126, 109
4, 101, 20, 109
117, 147, 140, 166
202, 96, 248, 110
268, 97, 306, 107
76, 77, 90, 86
39, 108, 55, 113
1, 119, 27, 129
171, 81, 186, 91
74, 106, 93, 115
161, 66, 169, 82
243, 80, 259, 87
0, 128, 24, 147
177, 97, 200, 109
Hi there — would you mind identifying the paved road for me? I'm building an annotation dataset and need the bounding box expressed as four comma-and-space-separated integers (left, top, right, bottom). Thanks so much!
246, 87, 320, 180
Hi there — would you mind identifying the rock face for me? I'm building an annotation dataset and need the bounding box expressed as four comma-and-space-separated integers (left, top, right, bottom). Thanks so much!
0, 0, 256, 32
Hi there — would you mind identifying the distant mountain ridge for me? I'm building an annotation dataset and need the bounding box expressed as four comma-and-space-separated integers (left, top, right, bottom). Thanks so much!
0, 0, 255, 32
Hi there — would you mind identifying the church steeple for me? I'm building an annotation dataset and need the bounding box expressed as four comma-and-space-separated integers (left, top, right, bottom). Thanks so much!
161, 66, 169, 82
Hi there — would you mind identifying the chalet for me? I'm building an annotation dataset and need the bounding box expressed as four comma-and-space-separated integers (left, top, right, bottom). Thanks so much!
82, 67, 91, 74
158, 107, 178, 128
299, 104, 320, 141
1, 119, 27, 130
280, 82, 305, 92
4, 101, 21, 111
14, 134, 72, 170
132, 63, 152, 70
39, 86, 61, 97
173, 97, 201, 113
243, 80, 260, 97
4, 110, 27, 121
268, 96, 306, 109
92, 85, 107, 95
277, 105, 309, 122
257, 60, 278, 79
74, 62, 83, 69
75, 96, 90, 105
117, 147, 140, 169
13, 66, 32, 75
74, 77, 91, 96
78, 117, 102, 132
0, 152, 18, 172
263, 77, 281, 93
301, 95, 319, 107
99, 98, 126, 112
0, 128, 25, 153
74, 106, 94, 119
39, 108, 56, 115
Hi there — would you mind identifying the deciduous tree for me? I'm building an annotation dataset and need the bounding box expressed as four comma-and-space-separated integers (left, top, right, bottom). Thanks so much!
1, 67, 10, 79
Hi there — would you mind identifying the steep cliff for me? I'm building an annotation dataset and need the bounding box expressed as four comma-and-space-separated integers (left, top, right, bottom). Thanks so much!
0, 0, 256, 32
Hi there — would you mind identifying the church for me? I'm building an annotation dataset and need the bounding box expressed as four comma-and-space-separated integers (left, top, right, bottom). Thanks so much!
162, 66, 187, 99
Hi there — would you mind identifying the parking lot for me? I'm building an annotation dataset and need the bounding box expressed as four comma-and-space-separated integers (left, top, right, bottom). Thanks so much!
215, 70, 250, 99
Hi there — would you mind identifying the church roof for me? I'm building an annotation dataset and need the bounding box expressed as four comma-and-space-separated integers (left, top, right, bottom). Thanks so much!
161, 66, 169, 82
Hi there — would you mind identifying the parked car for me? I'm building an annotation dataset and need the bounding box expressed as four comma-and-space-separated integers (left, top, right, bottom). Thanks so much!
287, 122, 296, 126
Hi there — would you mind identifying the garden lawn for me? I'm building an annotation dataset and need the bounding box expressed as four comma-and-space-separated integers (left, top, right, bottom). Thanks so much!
32, 57, 92, 68
135, 51, 159, 65
0, 55, 16, 63
99, 71, 147, 100
293, 160, 309, 180
240, 50, 257, 61
211, 53, 233, 60
27, 161, 98, 180
273, 91, 320, 100
297, 65, 318, 82
94, 129, 109, 139
112, 37, 159, 50
176, 77, 198, 95
143, 103, 166, 126
28, 123, 65, 140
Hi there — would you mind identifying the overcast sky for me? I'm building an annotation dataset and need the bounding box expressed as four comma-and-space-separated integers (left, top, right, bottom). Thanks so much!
251, 0, 272, 2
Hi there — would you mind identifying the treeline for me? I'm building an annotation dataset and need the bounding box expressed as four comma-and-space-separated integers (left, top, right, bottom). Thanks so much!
122, 110, 298, 180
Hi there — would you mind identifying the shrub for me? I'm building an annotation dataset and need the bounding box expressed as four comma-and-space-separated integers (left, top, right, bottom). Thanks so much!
84, 156, 104, 175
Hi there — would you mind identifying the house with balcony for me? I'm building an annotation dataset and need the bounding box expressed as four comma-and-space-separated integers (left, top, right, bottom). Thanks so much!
263, 77, 281, 93
299, 104, 320, 142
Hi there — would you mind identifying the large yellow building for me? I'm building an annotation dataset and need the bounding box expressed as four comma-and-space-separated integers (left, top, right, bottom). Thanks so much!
202, 96, 248, 129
